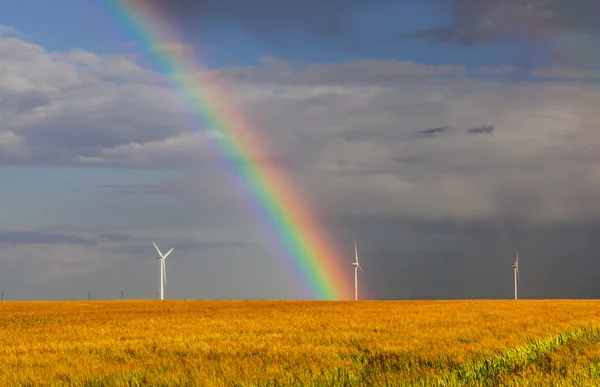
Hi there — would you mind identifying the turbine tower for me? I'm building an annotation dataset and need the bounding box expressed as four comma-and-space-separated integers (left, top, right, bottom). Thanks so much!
512, 250, 520, 300
153, 241, 174, 300
352, 240, 363, 301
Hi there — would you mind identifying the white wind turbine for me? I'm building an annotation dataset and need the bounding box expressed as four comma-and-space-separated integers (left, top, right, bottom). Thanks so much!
153, 241, 174, 300
512, 250, 520, 300
352, 240, 364, 301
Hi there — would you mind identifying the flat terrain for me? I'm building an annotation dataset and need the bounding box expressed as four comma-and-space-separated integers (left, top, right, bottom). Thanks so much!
1, 300, 600, 386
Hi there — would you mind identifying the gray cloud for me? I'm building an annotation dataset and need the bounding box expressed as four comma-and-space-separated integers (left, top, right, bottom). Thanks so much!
0, 34, 600, 298
141, 0, 397, 47
97, 233, 253, 251
218, 58, 466, 86
407, 0, 559, 46
0, 229, 95, 245
173, 239, 255, 251
4, 15, 600, 300
418, 126, 450, 137
530, 67, 600, 79
478, 65, 520, 75
407, 0, 600, 65
467, 125, 494, 135
3, 34, 600, 227
0, 228, 253, 256
336, 215, 600, 299
97, 233, 136, 242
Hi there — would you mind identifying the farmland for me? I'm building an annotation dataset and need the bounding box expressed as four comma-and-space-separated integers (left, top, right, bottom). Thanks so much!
1, 300, 599, 386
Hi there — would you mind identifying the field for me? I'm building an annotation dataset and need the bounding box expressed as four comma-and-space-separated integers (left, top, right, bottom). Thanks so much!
1, 300, 600, 386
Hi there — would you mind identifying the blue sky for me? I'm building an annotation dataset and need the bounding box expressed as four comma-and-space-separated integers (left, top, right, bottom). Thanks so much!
0, 0, 543, 70
1, 0, 600, 300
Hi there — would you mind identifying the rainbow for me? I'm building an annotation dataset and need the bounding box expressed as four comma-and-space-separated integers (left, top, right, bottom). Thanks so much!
102, 0, 354, 300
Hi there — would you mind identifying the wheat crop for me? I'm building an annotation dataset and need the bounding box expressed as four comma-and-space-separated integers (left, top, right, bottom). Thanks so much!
0, 300, 599, 386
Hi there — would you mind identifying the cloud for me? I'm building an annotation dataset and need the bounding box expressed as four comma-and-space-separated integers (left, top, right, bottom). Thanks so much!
407, 0, 559, 45
141, 0, 397, 47
218, 57, 466, 86
97, 233, 136, 242
4, 32, 600, 300
0, 37, 195, 166
407, 0, 600, 65
0, 37, 464, 169
0, 228, 95, 245
418, 126, 450, 137
530, 67, 600, 79
467, 125, 494, 135
171, 239, 254, 251
75, 133, 206, 168
478, 65, 520, 75
0, 26, 18, 37
0, 226, 251, 252
3, 33, 600, 226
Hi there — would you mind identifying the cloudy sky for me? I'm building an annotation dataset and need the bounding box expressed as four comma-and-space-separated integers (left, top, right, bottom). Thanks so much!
1, 0, 600, 300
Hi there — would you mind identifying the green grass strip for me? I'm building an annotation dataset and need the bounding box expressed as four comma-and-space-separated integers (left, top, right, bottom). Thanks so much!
414, 326, 600, 386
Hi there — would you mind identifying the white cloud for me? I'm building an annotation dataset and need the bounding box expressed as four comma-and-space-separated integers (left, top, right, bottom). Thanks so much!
2, 34, 600, 224
76, 132, 207, 167
0, 25, 18, 37
530, 67, 600, 79
478, 65, 519, 75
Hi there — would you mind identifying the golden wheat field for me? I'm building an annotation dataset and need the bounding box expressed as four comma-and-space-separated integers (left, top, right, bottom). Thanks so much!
1, 300, 600, 386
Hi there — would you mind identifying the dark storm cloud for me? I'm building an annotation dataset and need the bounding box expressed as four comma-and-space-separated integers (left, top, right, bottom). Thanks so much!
407, 0, 558, 46
467, 125, 494, 135
0, 230, 95, 245
144, 0, 394, 42
417, 126, 450, 136
335, 215, 600, 300
406, 0, 600, 64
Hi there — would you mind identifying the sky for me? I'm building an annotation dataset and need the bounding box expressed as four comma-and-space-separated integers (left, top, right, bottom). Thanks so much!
1, 0, 600, 300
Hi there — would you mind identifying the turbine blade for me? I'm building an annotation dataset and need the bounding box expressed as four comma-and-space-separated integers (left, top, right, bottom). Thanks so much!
163, 247, 175, 260
354, 240, 358, 264
163, 259, 167, 287
358, 264, 364, 273
152, 241, 164, 258
517, 267, 520, 283
516, 250, 518, 266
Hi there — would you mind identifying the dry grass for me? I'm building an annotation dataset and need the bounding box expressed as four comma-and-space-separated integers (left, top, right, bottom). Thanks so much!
1, 300, 599, 386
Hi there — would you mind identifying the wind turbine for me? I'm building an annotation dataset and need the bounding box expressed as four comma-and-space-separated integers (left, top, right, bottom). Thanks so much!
512, 250, 520, 300
352, 240, 363, 301
153, 241, 174, 300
